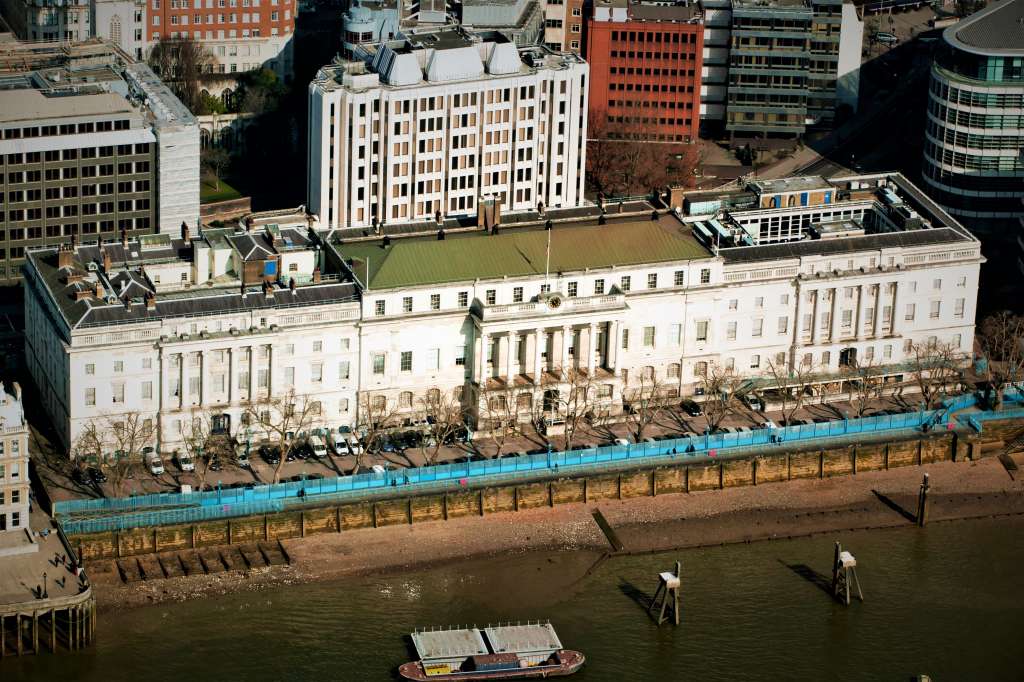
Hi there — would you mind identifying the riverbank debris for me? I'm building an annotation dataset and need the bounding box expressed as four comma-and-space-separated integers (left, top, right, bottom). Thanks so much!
830, 542, 863, 606
648, 561, 681, 625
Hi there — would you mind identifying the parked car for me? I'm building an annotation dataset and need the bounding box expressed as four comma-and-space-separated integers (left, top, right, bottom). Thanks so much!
72, 467, 88, 485
680, 399, 703, 417
144, 448, 165, 475
87, 467, 107, 484
208, 457, 223, 472
346, 435, 364, 456
176, 450, 195, 472
330, 432, 347, 456
235, 446, 251, 469
260, 444, 281, 465
612, 438, 631, 447
307, 435, 328, 459
874, 31, 898, 45
740, 393, 763, 411
371, 464, 387, 475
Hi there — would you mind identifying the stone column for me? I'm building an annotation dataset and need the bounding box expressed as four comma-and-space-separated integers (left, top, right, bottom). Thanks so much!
890, 281, 902, 336
266, 345, 274, 396
560, 325, 571, 377
199, 351, 208, 407
810, 290, 821, 346
506, 332, 517, 381
533, 327, 544, 383
478, 331, 490, 383
587, 323, 597, 376
608, 320, 620, 373
873, 284, 883, 339
248, 346, 257, 398
227, 348, 236, 403
179, 353, 187, 409
829, 288, 840, 342
855, 284, 865, 340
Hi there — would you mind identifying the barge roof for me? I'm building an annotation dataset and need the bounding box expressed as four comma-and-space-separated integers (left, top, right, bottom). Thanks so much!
483, 623, 562, 655
412, 628, 489, 662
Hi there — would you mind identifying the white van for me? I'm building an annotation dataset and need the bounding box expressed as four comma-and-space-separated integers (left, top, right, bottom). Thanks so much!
176, 450, 195, 472
145, 448, 165, 475
345, 434, 364, 456
307, 435, 328, 459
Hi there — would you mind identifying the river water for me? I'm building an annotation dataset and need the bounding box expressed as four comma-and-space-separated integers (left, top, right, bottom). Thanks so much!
8, 517, 1024, 681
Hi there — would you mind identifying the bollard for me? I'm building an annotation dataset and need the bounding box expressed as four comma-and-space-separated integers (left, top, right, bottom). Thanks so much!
916, 473, 930, 527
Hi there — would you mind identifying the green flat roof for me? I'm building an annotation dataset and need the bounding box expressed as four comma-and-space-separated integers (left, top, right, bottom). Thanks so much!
337, 215, 711, 290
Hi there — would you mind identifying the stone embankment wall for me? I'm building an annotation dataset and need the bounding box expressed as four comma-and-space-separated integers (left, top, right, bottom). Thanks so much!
69, 427, 1016, 562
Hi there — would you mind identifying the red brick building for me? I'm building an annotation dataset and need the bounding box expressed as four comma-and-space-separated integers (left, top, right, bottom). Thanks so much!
147, 0, 296, 81
585, 0, 704, 143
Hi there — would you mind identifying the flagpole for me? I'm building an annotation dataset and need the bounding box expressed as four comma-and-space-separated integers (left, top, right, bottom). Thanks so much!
545, 223, 551, 289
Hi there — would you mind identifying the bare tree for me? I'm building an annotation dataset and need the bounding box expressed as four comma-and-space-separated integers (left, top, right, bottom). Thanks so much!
74, 412, 157, 497
545, 368, 606, 452
480, 385, 523, 458
416, 387, 469, 466
978, 311, 1024, 408
622, 371, 670, 442
355, 391, 401, 471
843, 358, 884, 418
147, 38, 214, 112
177, 409, 226, 492
908, 341, 965, 410
697, 363, 745, 433
586, 114, 702, 198
765, 358, 815, 425
245, 389, 318, 483
201, 147, 231, 191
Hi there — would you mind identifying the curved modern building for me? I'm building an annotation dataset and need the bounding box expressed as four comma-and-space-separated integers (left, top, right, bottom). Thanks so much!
922, 0, 1024, 234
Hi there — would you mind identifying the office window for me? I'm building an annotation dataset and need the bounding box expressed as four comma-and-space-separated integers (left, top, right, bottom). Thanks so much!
727, 321, 737, 340
486, 289, 496, 305
865, 346, 875, 361
670, 323, 681, 345
696, 320, 708, 342
339, 360, 351, 380
374, 300, 385, 316
674, 270, 684, 286
884, 344, 892, 359
621, 328, 629, 349
594, 279, 605, 295
700, 268, 710, 284
372, 353, 385, 375
311, 362, 323, 383
403, 296, 413, 313
513, 286, 524, 303
933, 279, 942, 290
750, 354, 760, 369
905, 303, 915, 321
112, 383, 125, 403
427, 348, 440, 371
643, 326, 655, 347
957, 276, 967, 288
954, 299, 965, 318
842, 310, 853, 327
752, 319, 763, 337
313, 340, 323, 353
85, 363, 95, 375
777, 316, 789, 334
647, 273, 657, 289
400, 351, 412, 372
780, 294, 789, 305
620, 275, 631, 292
284, 366, 295, 386
340, 398, 350, 413
729, 299, 738, 311
113, 360, 124, 373
142, 381, 153, 400
458, 291, 469, 307
930, 301, 941, 319
455, 346, 466, 366
694, 361, 708, 377
567, 282, 577, 297
85, 387, 96, 406
755, 296, 764, 309
821, 351, 831, 366
430, 294, 440, 310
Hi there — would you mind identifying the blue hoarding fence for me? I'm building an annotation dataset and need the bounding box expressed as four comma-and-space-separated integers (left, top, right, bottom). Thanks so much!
55, 404, 978, 535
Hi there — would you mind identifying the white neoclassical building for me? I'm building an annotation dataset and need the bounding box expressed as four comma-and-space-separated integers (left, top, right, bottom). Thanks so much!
307, 26, 589, 230
0, 382, 29, 534
23, 173, 983, 458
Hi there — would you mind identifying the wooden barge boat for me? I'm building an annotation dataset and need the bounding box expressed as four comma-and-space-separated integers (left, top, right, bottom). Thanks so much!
398, 622, 584, 681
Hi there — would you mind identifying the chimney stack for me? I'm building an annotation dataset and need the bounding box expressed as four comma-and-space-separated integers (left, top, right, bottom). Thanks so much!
120, 227, 129, 248
263, 280, 274, 299
181, 221, 191, 246
101, 248, 112, 272
313, 267, 322, 284
289, 277, 297, 295
145, 292, 156, 310
57, 243, 74, 270
94, 282, 105, 299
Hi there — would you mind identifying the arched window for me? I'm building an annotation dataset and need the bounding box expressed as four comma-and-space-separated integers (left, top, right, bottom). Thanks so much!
641, 365, 655, 381
200, 129, 212, 150
694, 361, 708, 378
667, 363, 681, 379
398, 391, 413, 408
371, 395, 386, 411
426, 388, 441, 404
221, 87, 233, 109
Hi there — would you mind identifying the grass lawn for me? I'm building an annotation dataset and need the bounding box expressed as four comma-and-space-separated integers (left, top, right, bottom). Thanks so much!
200, 177, 243, 203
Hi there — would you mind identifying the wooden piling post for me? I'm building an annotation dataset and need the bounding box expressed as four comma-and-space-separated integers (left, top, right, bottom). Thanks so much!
1, 614, 5, 657
916, 473, 930, 527
831, 541, 864, 606
32, 612, 38, 654
51, 610, 56, 652
648, 560, 681, 626
16, 614, 22, 656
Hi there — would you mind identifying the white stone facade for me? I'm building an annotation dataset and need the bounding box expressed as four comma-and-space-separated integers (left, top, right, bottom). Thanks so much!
0, 383, 29, 534
307, 28, 589, 229
23, 174, 984, 458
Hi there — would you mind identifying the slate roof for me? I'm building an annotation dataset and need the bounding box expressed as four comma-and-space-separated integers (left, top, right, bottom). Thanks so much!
336, 213, 712, 289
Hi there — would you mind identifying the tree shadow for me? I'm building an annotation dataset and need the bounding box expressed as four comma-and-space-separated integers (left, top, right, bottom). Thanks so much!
618, 578, 655, 613
778, 559, 833, 597
872, 489, 917, 523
